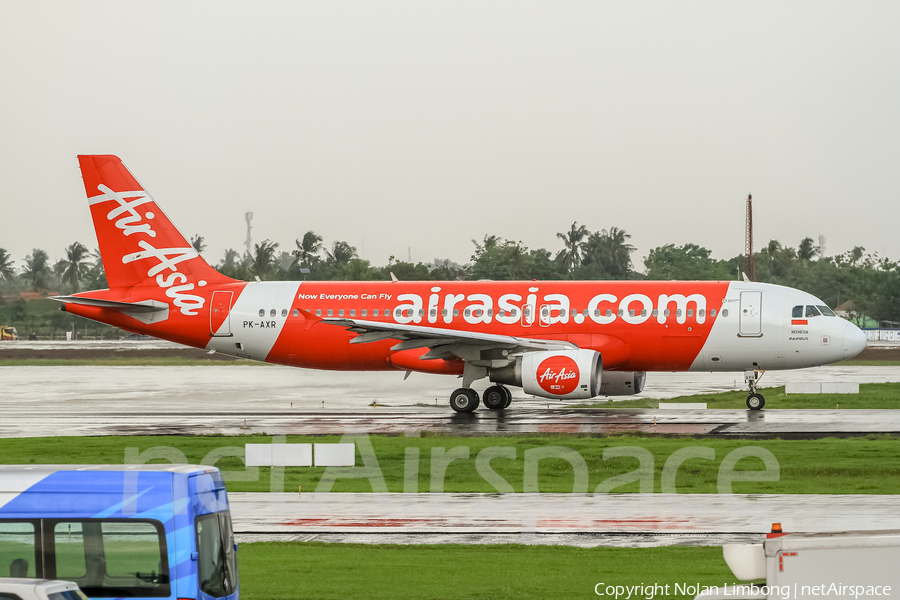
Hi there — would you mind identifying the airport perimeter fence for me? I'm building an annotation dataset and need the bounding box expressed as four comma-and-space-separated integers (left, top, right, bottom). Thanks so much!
863, 329, 900, 342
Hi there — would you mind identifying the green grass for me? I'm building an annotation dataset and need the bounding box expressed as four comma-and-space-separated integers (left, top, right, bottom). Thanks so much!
1, 434, 898, 494
580, 382, 900, 409
238, 542, 746, 600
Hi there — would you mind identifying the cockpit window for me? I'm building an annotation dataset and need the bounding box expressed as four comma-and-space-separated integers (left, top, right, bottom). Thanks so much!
792, 306, 803, 318
817, 305, 836, 317
805, 305, 821, 318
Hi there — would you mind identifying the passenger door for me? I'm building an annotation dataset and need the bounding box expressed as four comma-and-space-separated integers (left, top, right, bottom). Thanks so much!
739, 291, 763, 337
210, 291, 234, 337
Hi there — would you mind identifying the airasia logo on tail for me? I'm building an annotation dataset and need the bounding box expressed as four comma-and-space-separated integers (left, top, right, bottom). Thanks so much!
92, 184, 206, 316
536, 356, 579, 395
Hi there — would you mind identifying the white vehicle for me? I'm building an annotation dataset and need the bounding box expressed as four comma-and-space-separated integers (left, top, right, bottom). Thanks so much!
0, 578, 88, 600
697, 530, 900, 599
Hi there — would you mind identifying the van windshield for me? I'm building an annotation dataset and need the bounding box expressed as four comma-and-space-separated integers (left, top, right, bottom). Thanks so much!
196, 511, 238, 598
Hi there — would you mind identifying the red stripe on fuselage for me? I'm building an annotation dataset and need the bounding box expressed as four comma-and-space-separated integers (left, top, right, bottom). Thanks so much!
265, 280, 730, 372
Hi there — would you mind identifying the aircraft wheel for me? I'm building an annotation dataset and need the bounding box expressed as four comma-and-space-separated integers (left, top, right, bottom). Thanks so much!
483, 386, 507, 410
746, 393, 765, 410
450, 388, 480, 413
502, 387, 513, 408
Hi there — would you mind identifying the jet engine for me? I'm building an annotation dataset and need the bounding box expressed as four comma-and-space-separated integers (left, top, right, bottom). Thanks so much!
598, 371, 646, 395
489, 349, 602, 399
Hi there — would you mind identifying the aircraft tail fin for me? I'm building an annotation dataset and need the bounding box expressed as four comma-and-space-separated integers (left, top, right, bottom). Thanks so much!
77, 155, 233, 290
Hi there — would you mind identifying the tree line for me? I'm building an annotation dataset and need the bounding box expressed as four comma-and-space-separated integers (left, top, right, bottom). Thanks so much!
2, 222, 898, 327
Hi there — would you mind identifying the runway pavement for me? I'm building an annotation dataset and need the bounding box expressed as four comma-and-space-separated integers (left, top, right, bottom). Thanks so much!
230, 492, 900, 547
2, 364, 899, 438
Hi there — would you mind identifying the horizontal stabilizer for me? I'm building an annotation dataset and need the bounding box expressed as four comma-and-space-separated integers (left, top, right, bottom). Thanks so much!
51, 296, 167, 313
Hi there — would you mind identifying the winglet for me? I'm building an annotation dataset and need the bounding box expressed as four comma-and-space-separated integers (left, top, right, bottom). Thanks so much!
390, 272, 399, 282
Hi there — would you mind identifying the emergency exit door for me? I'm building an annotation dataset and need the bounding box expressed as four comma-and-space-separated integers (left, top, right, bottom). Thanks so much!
210, 291, 234, 336
739, 291, 762, 337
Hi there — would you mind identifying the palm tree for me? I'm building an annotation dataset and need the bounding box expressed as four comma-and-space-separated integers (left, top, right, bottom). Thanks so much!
555, 222, 589, 272
798, 237, 818, 261
583, 227, 635, 278
0, 248, 15, 282
59, 242, 90, 292
190, 235, 207, 254
250, 240, 279, 280
605, 227, 635, 277
506, 242, 528, 279
292, 231, 323, 267
22, 249, 51, 291
325, 241, 357, 267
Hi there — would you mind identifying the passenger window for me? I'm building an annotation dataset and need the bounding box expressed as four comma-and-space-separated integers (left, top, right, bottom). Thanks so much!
419, 309, 425, 316
281, 309, 288, 317
593, 309, 600, 317
0, 521, 37, 578
806, 305, 821, 318
652, 309, 658, 317
629, 309, 635, 317
350, 309, 356, 317
327, 309, 333, 317
465, 309, 471, 317
441, 309, 447, 317
640, 309, 646, 317
270, 309, 276, 317
338, 309, 345, 317
362, 309, 367, 317
722, 309, 729, 317
430, 309, 436, 317
315, 309, 322, 317
676, 309, 682, 317
583, 309, 588, 316
454, 309, 460, 317
606, 309, 613, 317
710, 309, 717, 317
699, 309, 705, 317
560, 309, 567, 317
258, 309, 264, 317
292, 309, 299, 317
792, 305, 803, 318
373, 309, 379, 317
664, 309, 671, 317
52, 520, 170, 598
687, 309, 693, 317
488, 309, 494, 316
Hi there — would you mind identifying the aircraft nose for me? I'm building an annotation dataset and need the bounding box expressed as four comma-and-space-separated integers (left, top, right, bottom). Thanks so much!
842, 321, 867, 359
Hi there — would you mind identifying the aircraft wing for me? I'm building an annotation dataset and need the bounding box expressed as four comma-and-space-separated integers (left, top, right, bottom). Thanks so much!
321, 318, 574, 361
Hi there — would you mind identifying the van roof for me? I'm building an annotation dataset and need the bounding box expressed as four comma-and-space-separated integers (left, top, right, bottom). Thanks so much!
0, 464, 216, 475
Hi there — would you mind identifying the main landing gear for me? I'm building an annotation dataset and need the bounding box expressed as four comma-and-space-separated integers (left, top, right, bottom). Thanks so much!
745, 369, 766, 410
449, 386, 512, 413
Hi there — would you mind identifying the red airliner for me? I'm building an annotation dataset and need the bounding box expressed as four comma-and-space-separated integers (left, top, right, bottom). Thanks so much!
55, 155, 866, 412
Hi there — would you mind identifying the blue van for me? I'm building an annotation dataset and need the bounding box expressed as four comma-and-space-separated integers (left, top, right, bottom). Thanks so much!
0, 465, 238, 599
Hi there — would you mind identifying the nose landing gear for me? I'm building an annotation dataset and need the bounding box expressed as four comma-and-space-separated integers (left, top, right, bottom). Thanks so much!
745, 369, 766, 410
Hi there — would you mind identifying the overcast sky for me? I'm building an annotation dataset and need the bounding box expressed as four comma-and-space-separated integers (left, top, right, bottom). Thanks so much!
2, 1, 898, 272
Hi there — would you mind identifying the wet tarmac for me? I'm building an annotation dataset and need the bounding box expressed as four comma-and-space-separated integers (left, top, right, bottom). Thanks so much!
2, 365, 900, 438
230, 492, 900, 547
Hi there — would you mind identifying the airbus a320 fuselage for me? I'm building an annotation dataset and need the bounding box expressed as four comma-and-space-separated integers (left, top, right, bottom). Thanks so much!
56, 155, 867, 412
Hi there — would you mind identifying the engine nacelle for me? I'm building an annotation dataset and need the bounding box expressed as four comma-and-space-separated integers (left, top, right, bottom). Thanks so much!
598, 371, 647, 396
490, 349, 602, 400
